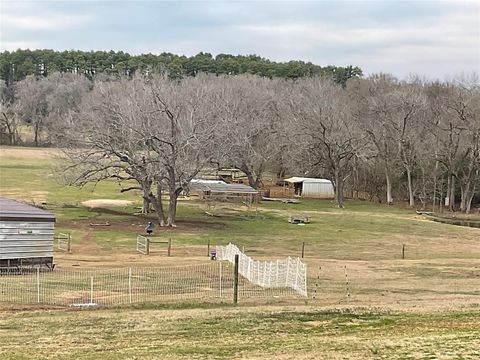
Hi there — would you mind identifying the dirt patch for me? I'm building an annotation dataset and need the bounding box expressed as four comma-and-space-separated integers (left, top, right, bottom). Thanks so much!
81, 199, 133, 208
0, 146, 61, 159
0, 190, 48, 203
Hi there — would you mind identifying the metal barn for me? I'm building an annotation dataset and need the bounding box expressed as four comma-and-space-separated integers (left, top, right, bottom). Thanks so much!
284, 177, 334, 198
0, 198, 55, 268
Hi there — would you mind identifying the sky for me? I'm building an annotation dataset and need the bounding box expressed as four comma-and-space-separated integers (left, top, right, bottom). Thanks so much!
1, 0, 479, 79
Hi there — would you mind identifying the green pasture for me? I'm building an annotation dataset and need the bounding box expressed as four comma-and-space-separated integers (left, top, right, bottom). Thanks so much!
0, 307, 478, 360
1, 148, 479, 262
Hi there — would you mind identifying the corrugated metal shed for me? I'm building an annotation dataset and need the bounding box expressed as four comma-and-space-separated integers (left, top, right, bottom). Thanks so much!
283, 177, 334, 198
0, 198, 55, 267
302, 181, 334, 197
284, 177, 332, 184
189, 180, 258, 194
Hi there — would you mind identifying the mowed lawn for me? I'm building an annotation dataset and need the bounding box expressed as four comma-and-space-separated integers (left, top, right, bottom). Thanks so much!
0, 307, 479, 360
1, 147, 480, 359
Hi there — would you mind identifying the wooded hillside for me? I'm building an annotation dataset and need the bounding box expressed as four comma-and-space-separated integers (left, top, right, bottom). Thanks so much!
0, 49, 362, 86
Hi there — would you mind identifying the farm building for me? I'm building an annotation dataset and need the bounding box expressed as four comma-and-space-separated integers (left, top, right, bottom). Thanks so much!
188, 179, 258, 203
195, 168, 248, 183
0, 198, 55, 269
284, 177, 334, 198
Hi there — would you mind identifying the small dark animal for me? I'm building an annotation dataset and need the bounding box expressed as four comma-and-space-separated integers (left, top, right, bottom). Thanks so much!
145, 221, 154, 235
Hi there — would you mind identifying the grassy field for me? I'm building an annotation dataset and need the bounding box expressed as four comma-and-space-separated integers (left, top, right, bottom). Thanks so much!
1, 146, 480, 359
0, 307, 479, 360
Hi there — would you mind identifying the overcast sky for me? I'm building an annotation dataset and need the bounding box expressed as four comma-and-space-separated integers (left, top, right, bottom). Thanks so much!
1, 0, 479, 79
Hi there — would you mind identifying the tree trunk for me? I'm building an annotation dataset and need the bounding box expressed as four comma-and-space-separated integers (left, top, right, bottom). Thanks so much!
439, 177, 444, 213
166, 167, 179, 227
142, 195, 151, 213
141, 181, 152, 213
432, 161, 438, 212
333, 169, 344, 208
385, 170, 393, 205
34, 122, 40, 147
466, 184, 476, 214
242, 167, 259, 189
2, 114, 17, 145
449, 175, 455, 211
406, 166, 414, 207
167, 192, 178, 227
148, 183, 166, 226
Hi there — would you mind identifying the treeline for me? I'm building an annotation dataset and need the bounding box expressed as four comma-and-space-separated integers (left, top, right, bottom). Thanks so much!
0, 49, 362, 86
1, 72, 478, 223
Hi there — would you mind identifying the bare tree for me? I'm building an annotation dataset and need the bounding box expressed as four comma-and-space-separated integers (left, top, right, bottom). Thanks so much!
285, 77, 362, 208
214, 75, 283, 189
444, 76, 480, 213
388, 82, 427, 207
349, 74, 400, 205
60, 74, 225, 226
15, 75, 51, 146
0, 81, 20, 145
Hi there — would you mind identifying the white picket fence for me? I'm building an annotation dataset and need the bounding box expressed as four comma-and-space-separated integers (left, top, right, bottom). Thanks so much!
216, 243, 308, 297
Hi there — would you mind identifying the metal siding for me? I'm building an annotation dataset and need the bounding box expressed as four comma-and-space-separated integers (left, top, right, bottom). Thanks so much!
0, 221, 54, 260
302, 181, 334, 198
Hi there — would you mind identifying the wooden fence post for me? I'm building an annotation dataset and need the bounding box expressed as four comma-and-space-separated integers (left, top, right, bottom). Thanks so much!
301, 242, 305, 258
167, 238, 171, 257
233, 254, 239, 304
402, 244, 405, 260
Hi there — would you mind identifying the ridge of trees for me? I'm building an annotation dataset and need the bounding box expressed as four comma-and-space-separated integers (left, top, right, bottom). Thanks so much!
0, 49, 362, 86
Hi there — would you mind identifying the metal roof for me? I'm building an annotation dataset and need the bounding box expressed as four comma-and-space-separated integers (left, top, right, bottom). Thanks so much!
284, 177, 332, 184
0, 198, 55, 222
189, 181, 258, 194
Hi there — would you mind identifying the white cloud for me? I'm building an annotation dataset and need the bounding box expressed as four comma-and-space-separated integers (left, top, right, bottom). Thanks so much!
2, 13, 91, 31
0, 1, 92, 33
236, 8, 479, 78
0, 1, 477, 79
0, 40, 42, 52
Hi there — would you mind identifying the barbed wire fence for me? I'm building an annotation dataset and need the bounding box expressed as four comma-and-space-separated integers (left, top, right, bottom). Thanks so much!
216, 243, 308, 297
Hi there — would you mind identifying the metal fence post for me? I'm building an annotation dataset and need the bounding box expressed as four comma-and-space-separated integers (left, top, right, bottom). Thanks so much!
219, 261, 223, 298
128, 267, 132, 304
90, 276, 94, 304
36, 267, 40, 304
233, 254, 239, 304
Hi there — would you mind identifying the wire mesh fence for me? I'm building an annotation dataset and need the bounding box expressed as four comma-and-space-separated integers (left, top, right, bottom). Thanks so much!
216, 243, 308, 297
0, 261, 303, 307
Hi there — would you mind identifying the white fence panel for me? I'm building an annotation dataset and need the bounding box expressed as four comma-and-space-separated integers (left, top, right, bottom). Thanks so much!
216, 243, 308, 297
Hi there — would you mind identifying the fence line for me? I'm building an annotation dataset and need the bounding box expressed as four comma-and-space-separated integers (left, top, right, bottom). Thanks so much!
0, 261, 301, 307
216, 243, 308, 297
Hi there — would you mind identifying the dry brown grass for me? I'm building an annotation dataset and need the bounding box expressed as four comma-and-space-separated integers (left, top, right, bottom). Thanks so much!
0, 146, 60, 159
